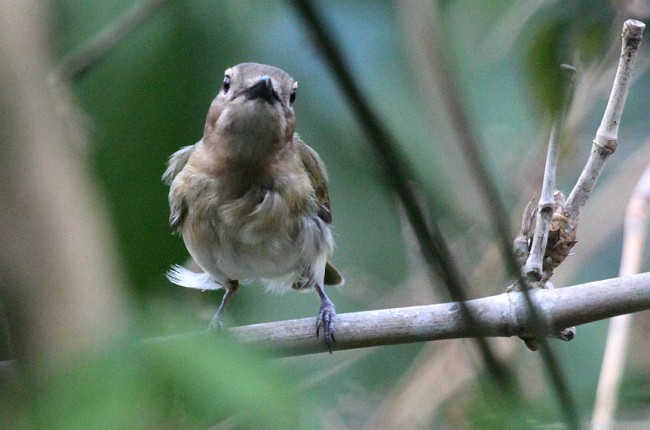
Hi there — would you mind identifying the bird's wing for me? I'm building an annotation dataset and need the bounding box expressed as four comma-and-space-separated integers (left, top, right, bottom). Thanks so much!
296, 138, 344, 286
162, 144, 194, 185
163, 144, 195, 232
296, 137, 332, 224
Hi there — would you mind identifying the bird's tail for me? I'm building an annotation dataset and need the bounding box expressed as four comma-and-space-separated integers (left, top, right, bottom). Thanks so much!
166, 264, 222, 291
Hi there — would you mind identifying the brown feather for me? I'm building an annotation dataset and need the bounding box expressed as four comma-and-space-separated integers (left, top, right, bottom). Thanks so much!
324, 261, 344, 285
296, 137, 332, 224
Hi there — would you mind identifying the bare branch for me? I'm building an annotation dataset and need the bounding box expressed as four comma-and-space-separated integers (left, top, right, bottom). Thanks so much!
145, 273, 650, 357
524, 65, 576, 281
592, 162, 650, 430
564, 20, 646, 225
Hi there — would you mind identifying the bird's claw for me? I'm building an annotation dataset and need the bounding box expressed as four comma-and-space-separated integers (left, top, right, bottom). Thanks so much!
208, 311, 225, 331
316, 299, 336, 353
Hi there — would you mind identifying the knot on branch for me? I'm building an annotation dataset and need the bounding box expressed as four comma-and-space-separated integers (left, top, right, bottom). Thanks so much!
513, 191, 577, 284
593, 135, 617, 155
507, 288, 577, 351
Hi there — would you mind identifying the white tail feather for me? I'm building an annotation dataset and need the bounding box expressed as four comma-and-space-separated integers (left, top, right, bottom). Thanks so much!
166, 264, 222, 291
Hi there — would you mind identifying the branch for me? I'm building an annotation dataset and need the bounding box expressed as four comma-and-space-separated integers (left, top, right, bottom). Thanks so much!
524, 65, 576, 281
564, 20, 646, 225
592, 161, 650, 430
407, 7, 577, 417
50, 0, 169, 83
147, 273, 650, 356
287, 0, 513, 386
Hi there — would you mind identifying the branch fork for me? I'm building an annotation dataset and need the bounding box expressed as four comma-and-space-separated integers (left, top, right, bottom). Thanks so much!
512, 20, 645, 348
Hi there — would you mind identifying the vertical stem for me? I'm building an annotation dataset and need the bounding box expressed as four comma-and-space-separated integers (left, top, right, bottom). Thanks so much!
592, 162, 650, 430
524, 65, 576, 281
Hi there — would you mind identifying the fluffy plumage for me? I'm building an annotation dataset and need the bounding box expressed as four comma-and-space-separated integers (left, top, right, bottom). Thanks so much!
164, 63, 342, 349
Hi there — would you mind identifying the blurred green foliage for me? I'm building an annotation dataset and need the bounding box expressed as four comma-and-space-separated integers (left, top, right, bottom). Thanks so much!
2, 0, 650, 428
22, 331, 307, 429
523, 0, 614, 118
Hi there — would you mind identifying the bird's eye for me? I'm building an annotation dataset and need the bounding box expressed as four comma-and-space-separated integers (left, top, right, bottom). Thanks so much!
222, 75, 231, 94
289, 90, 296, 106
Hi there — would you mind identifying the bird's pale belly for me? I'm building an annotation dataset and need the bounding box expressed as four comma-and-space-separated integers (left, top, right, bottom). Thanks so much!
183, 221, 304, 283
212, 239, 302, 280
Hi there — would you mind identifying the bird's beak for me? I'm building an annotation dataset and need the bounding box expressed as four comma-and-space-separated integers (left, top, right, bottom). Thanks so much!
246, 75, 278, 104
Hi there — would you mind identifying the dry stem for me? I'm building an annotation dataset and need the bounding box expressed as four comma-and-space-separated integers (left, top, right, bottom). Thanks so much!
564, 20, 646, 226
524, 65, 576, 282
591, 161, 650, 430
144, 273, 650, 356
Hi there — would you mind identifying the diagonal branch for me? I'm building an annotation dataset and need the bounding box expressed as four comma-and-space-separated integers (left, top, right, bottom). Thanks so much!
411, 2, 578, 425
287, 0, 514, 387
564, 20, 646, 226
50, 0, 170, 83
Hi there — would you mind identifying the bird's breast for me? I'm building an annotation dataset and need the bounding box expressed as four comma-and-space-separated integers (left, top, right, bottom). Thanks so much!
180, 178, 328, 281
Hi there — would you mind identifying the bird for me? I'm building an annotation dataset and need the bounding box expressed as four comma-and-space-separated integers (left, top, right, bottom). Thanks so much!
163, 62, 343, 351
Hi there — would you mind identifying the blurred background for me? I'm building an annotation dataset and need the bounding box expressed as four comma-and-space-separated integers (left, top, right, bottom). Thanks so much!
1, 0, 650, 428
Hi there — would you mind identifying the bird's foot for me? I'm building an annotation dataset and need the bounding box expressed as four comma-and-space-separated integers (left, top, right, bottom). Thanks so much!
316, 299, 336, 353
208, 310, 226, 331
208, 283, 238, 331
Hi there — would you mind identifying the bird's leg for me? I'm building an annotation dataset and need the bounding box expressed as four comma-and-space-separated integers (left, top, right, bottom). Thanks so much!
314, 283, 336, 353
209, 280, 239, 330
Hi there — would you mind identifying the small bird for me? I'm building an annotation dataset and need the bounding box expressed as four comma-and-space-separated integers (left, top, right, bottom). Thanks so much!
163, 63, 343, 350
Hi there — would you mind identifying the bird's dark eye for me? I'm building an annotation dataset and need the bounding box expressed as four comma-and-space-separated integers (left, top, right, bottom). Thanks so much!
222, 75, 231, 94
289, 90, 296, 106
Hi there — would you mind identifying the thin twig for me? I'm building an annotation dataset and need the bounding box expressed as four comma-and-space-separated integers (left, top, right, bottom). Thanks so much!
140, 273, 650, 357
50, 0, 170, 83
564, 20, 646, 225
524, 65, 576, 281
287, 0, 514, 388
592, 162, 650, 430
